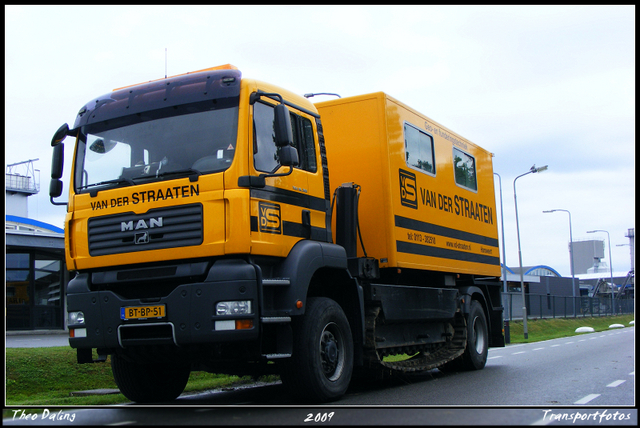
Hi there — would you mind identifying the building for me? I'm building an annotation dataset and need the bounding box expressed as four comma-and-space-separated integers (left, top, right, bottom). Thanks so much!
501, 264, 577, 319
573, 228, 634, 299
6, 159, 68, 330
571, 239, 605, 274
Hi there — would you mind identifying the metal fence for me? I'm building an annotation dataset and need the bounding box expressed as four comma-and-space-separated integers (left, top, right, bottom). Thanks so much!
502, 292, 635, 321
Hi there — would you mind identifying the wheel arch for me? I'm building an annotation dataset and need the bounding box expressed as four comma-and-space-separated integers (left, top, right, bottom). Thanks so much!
271, 239, 364, 365
457, 285, 491, 338
307, 267, 365, 366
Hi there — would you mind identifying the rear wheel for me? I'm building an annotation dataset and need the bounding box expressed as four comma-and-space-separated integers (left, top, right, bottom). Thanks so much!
440, 299, 488, 371
464, 300, 489, 369
280, 297, 354, 402
111, 354, 191, 403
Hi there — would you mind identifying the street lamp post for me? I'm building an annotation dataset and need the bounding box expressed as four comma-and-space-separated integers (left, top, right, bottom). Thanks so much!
543, 209, 577, 317
514, 164, 548, 339
587, 229, 615, 314
494, 174, 508, 293
495, 172, 510, 343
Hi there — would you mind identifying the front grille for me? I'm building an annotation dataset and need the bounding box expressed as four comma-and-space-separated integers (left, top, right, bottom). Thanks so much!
88, 204, 203, 256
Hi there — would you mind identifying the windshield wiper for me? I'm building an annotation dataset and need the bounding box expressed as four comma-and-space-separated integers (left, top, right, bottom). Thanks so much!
156, 168, 202, 182
80, 177, 137, 197
79, 176, 135, 191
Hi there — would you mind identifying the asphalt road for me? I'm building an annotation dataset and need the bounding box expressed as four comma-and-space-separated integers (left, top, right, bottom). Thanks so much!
5, 327, 636, 425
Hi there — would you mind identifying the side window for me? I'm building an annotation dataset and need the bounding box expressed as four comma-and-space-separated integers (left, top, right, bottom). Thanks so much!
453, 147, 477, 191
404, 122, 435, 175
253, 101, 317, 174
290, 113, 317, 173
253, 102, 279, 173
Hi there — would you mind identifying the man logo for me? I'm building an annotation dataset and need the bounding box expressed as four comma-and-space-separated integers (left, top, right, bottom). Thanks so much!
259, 202, 281, 234
399, 169, 418, 209
121, 217, 163, 232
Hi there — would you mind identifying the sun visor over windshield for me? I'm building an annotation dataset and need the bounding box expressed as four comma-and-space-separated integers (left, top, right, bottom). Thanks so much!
72, 68, 242, 131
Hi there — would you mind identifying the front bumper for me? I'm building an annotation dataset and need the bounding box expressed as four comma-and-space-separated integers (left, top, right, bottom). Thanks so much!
67, 259, 260, 350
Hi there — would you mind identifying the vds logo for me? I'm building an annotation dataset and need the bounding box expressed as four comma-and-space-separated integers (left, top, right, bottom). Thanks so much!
259, 201, 281, 234
399, 169, 418, 209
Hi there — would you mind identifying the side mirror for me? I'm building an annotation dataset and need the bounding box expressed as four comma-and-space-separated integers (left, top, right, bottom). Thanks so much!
51, 143, 64, 179
278, 145, 299, 167
51, 123, 70, 146
273, 103, 293, 147
50, 139, 68, 206
49, 179, 63, 198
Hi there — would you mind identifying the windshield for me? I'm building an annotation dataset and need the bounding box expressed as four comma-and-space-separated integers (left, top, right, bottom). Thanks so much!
74, 104, 239, 192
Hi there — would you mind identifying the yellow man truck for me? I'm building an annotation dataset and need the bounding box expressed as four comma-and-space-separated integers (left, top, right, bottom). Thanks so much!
49, 64, 504, 403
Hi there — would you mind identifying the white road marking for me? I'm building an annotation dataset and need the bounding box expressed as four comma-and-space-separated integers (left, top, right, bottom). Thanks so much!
512, 351, 526, 355
574, 394, 600, 405
607, 380, 626, 387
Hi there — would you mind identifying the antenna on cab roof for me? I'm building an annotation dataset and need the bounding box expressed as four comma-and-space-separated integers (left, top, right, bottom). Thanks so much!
304, 93, 341, 99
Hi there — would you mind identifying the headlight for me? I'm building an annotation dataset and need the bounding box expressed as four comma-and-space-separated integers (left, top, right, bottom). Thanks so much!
216, 300, 252, 316
68, 311, 85, 325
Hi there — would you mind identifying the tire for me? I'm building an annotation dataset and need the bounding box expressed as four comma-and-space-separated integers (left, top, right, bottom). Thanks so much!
111, 354, 191, 403
280, 297, 354, 403
463, 300, 489, 369
440, 300, 488, 372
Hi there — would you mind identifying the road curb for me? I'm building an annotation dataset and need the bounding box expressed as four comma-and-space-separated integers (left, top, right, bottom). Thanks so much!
6, 330, 68, 336
70, 389, 121, 397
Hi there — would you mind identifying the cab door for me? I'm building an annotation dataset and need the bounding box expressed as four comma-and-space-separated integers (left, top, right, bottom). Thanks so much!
249, 99, 323, 257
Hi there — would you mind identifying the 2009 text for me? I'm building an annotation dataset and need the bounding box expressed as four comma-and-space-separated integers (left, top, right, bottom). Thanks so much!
304, 412, 335, 423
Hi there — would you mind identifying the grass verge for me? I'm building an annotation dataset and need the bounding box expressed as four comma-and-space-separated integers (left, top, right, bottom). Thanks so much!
504, 314, 634, 344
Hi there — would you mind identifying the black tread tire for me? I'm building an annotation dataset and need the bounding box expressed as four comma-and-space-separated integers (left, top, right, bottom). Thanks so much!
280, 297, 354, 403
440, 300, 488, 372
111, 354, 190, 403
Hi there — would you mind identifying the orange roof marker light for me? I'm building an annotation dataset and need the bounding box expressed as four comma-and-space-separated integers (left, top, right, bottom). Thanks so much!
113, 64, 239, 91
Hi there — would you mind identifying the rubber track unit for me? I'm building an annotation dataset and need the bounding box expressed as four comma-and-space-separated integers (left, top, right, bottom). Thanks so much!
363, 307, 467, 373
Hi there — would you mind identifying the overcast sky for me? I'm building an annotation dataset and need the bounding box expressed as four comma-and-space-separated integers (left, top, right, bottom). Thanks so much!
5, 5, 635, 276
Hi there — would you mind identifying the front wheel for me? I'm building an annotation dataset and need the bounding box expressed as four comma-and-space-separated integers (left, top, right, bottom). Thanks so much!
280, 297, 354, 403
111, 354, 191, 403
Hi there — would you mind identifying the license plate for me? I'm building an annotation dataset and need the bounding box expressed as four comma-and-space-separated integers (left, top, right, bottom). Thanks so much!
121, 305, 166, 320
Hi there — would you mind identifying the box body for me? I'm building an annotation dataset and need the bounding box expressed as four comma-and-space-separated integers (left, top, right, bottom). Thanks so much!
317, 92, 500, 276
